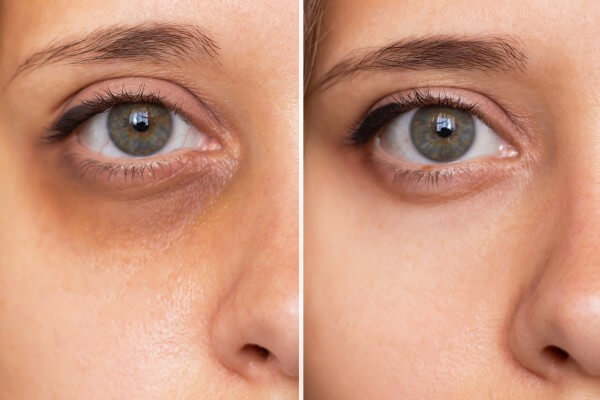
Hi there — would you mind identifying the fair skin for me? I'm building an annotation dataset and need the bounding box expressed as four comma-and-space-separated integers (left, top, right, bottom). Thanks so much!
0, 1, 298, 399
306, 0, 600, 398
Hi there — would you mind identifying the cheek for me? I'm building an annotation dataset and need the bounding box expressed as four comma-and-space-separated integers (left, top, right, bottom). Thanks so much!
0, 230, 238, 398
305, 138, 558, 397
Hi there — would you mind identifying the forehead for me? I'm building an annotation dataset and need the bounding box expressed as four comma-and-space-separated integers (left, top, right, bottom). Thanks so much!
316, 0, 600, 78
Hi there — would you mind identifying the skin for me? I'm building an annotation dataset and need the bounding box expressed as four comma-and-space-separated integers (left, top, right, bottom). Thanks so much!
305, 1, 600, 399
0, 1, 298, 399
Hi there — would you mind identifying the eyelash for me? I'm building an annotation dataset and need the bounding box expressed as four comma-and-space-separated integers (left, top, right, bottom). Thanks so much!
44, 86, 186, 143
349, 88, 486, 145
349, 88, 514, 193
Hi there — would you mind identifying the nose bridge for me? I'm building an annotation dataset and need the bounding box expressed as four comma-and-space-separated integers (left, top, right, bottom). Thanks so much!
554, 170, 600, 268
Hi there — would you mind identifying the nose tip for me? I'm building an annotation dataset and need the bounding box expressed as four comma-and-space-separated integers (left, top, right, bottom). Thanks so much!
511, 284, 600, 379
548, 294, 600, 376
211, 283, 299, 380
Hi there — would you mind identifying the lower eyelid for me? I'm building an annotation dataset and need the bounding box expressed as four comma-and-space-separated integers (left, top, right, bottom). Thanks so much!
58, 140, 237, 199
366, 148, 520, 201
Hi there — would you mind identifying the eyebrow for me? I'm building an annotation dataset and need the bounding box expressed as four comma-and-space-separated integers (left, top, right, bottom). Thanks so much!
316, 35, 527, 90
12, 22, 220, 79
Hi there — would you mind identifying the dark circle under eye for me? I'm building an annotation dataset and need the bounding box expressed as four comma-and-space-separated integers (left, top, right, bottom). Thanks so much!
410, 106, 475, 162
108, 103, 172, 156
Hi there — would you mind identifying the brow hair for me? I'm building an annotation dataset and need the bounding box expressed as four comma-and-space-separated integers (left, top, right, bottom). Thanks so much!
317, 35, 527, 90
13, 22, 220, 78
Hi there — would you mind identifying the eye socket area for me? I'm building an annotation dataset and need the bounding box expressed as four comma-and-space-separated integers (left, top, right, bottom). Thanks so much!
348, 88, 527, 199
45, 78, 239, 196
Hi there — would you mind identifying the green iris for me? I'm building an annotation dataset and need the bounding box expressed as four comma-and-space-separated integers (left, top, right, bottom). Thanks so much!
108, 103, 172, 156
410, 106, 475, 162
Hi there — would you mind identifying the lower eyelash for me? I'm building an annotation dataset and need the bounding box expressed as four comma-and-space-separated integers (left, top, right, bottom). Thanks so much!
369, 152, 512, 198
66, 152, 188, 186
374, 158, 474, 188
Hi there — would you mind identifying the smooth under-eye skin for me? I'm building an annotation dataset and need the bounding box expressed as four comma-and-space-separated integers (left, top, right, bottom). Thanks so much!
0, 1, 298, 399
306, 0, 600, 399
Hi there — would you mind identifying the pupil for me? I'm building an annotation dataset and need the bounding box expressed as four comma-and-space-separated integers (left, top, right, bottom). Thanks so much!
435, 114, 455, 138
130, 111, 149, 132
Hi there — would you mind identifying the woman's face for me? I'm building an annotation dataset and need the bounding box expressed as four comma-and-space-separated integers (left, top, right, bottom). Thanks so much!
0, 0, 298, 398
306, 0, 600, 398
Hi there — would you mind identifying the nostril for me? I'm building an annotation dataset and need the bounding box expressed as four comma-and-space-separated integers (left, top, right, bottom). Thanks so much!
241, 344, 271, 361
544, 345, 570, 363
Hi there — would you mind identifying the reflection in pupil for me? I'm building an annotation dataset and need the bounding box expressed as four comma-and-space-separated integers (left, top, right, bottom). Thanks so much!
435, 114, 455, 138
130, 111, 149, 132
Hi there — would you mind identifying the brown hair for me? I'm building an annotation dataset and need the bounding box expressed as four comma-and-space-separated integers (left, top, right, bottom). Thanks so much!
304, 0, 326, 91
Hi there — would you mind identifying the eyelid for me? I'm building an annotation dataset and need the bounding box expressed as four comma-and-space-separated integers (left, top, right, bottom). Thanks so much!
368, 154, 519, 201
44, 77, 230, 146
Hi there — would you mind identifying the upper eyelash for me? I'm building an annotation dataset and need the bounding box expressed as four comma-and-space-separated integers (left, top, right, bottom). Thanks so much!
44, 85, 184, 144
349, 88, 486, 145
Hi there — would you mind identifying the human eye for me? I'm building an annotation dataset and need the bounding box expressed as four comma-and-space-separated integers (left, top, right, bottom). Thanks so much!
78, 102, 219, 158
44, 77, 237, 195
349, 87, 525, 198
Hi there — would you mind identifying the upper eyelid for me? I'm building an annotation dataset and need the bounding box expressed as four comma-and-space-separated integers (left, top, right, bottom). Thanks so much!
44, 78, 227, 143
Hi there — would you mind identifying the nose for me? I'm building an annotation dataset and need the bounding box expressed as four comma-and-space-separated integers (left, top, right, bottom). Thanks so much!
510, 205, 600, 379
209, 176, 299, 381
209, 128, 298, 381
211, 266, 299, 380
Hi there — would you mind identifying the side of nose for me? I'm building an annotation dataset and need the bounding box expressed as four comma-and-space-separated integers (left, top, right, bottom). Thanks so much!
210, 266, 299, 380
510, 209, 600, 379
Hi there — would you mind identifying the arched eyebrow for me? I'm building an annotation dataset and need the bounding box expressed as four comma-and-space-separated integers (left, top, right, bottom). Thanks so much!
314, 35, 527, 91
12, 22, 220, 80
